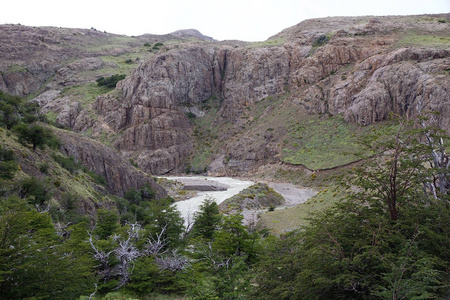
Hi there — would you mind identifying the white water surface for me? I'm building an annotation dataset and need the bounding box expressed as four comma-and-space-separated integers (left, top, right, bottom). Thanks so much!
164, 176, 254, 224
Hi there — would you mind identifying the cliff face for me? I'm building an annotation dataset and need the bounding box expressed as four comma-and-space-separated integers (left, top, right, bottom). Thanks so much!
1, 14, 449, 176
103, 14, 449, 174
55, 129, 166, 198
94, 46, 220, 174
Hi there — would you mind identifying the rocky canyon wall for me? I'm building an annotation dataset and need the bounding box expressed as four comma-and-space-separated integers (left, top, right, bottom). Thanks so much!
105, 15, 449, 174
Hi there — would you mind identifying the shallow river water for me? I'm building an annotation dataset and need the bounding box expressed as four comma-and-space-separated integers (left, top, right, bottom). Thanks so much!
166, 176, 254, 224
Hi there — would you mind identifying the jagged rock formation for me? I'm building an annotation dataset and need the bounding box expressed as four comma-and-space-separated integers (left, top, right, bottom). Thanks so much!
55, 129, 166, 198
101, 14, 449, 174
1, 14, 449, 176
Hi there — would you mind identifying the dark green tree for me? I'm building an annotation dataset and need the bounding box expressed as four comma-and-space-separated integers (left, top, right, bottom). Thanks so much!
145, 204, 184, 249
96, 74, 126, 88
191, 197, 221, 240
0, 90, 22, 129
14, 123, 57, 151
19, 176, 52, 206
0, 196, 96, 299
212, 213, 260, 262
0, 145, 17, 180
95, 208, 120, 240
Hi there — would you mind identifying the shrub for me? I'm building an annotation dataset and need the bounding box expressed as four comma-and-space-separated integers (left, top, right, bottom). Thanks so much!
0, 161, 18, 180
39, 162, 50, 174
14, 123, 59, 151
186, 112, 196, 119
52, 154, 78, 173
312, 34, 330, 47
19, 176, 51, 205
96, 74, 126, 88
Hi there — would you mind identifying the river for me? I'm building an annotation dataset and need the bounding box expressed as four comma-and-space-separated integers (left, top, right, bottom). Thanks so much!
166, 176, 254, 225
163, 176, 317, 226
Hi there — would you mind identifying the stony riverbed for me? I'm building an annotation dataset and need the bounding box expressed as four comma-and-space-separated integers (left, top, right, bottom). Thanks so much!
162, 176, 316, 226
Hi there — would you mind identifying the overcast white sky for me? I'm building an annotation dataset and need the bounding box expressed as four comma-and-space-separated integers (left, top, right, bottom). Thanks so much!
2, 0, 449, 41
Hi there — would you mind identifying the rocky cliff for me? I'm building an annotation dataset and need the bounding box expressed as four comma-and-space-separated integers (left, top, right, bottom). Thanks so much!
1, 14, 449, 176
55, 129, 166, 198
101, 14, 449, 174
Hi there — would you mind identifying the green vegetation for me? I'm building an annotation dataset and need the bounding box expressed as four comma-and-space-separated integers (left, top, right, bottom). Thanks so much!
397, 32, 450, 47
14, 123, 59, 151
0, 145, 17, 180
219, 183, 285, 214
307, 33, 333, 56
52, 153, 107, 186
152, 42, 164, 51
281, 115, 380, 170
252, 117, 450, 299
258, 184, 343, 232
188, 94, 225, 173
96, 74, 126, 88
3, 64, 28, 74
247, 38, 286, 48
62, 83, 111, 105
312, 34, 330, 47
190, 197, 221, 240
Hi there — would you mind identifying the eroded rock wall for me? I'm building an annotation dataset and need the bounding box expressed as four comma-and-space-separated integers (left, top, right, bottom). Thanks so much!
56, 129, 166, 198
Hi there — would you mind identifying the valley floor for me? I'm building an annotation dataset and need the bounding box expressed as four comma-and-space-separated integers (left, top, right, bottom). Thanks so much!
165, 176, 317, 227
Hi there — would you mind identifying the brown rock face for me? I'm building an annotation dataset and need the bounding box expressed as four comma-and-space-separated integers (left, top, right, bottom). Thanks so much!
95, 46, 225, 174
55, 129, 166, 198
219, 46, 291, 119
344, 48, 450, 128
110, 15, 449, 174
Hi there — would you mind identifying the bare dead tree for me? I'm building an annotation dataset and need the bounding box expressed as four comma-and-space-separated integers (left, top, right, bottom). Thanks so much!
155, 249, 189, 271
88, 231, 114, 280
144, 224, 168, 256
36, 203, 50, 213
55, 222, 73, 240
89, 222, 189, 290
183, 206, 195, 238
85, 283, 98, 300
113, 223, 143, 289
193, 240, 232, 272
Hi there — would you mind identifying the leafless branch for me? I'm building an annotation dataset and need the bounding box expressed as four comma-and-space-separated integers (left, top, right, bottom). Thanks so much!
155, 249, 189, 271
144, 224, 168, 256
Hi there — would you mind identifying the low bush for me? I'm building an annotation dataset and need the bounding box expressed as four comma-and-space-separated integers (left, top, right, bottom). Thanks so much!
96, 74, 126, 88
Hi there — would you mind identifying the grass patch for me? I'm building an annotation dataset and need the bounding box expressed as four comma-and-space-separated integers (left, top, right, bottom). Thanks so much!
4, 64, 28, 74
396, 33, 450, 48
62, 83, 111, 107
45, 111, 58, 124
188, 94, 224, 172
247, 38, 286, 48
281, 115, 376, 170
219, 183, 284, 214
257, 184, 345, 233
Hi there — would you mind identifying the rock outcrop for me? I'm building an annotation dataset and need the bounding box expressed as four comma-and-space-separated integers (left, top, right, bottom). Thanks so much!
105, 14, 449, 174
55, 129, 166, 198
95, 46, 224, 174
